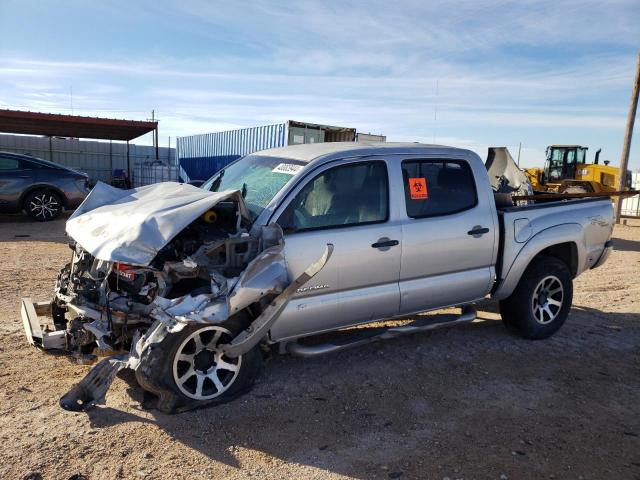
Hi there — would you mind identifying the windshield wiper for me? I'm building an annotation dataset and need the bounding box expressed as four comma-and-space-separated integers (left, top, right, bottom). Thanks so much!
210, 169, 225, 192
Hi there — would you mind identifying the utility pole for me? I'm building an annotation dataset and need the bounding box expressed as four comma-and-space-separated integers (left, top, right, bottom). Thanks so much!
151, 109, 155, 149
615, 52, 640, 224
151, 109, 159, 161
517, 142, 522, 166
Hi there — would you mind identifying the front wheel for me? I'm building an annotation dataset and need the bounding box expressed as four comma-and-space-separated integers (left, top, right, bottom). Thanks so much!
500, 255, 573, 339
136, 316, 262, 411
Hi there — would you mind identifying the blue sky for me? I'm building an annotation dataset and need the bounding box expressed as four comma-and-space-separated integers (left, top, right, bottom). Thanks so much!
0, 0, 639, 169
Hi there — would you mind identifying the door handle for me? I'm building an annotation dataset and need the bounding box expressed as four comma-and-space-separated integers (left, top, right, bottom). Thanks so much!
371, 238, 399, 249
467, 226, 489, 237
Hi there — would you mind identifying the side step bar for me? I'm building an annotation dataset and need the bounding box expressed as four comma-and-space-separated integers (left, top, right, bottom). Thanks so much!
287, 307, 476, 358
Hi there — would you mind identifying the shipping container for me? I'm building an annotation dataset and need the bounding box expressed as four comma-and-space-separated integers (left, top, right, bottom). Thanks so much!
177, 120, 357, 182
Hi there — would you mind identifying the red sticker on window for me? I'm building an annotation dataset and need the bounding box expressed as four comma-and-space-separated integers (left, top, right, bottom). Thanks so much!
409, 177, 428, 199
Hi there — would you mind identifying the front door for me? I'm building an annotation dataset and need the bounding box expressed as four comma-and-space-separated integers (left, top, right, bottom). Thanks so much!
0, 156, 34, 212
269, 159, 402, 342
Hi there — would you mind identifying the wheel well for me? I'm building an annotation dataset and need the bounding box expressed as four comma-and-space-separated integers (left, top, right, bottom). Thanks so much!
20, 185, 67, 210
536, 242, 578, 277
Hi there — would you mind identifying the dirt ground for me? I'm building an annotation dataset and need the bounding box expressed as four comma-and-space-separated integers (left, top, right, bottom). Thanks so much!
0, 213, 638, 480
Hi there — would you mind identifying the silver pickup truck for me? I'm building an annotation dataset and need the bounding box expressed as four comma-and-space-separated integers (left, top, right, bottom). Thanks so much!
21, 143, 614, 412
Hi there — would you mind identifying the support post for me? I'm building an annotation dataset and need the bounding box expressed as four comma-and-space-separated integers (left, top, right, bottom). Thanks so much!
616, 52, 640, 224
155, 127, 159, 161
126, 140, 131, 188
49, 136, 53, 162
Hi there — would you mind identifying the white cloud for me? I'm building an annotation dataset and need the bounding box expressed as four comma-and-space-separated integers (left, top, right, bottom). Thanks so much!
0, 0, 638, 168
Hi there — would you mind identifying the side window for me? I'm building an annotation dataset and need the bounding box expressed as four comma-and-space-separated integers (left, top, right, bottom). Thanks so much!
0, 157, 20, 170
278, 161, 388, 232
402, 159, 477, 218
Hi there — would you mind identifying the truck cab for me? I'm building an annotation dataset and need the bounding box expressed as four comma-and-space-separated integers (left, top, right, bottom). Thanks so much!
251, 144, 498, 341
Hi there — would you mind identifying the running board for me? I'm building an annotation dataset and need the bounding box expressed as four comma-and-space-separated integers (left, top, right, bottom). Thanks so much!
287, 307, 477, 357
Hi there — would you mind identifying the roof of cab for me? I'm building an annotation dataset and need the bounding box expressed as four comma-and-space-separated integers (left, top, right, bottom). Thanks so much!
255, 142, 458, 163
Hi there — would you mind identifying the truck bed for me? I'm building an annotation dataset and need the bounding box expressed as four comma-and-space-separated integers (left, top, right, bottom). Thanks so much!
493, 196, 614, 300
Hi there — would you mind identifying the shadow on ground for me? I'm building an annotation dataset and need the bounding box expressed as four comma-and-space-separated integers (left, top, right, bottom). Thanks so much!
0, 212, 70, 243
613, 237, 640, 252
80, 304, 639, 477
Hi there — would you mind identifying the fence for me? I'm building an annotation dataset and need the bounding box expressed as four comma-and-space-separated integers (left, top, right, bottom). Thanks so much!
621, 171, 640, 217
0, 133, 175, 185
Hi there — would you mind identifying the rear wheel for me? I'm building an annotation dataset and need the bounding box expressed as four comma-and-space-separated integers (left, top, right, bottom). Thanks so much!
500, 255, 573, 339
24, 189, 63, 221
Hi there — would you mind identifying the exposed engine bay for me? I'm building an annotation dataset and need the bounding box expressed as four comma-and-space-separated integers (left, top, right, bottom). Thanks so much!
54, 205, 265, 354
21, 181, 331, 412
52, 198, 264, 353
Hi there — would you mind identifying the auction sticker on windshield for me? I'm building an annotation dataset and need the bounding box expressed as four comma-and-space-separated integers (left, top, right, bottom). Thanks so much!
272, 163, 303, 175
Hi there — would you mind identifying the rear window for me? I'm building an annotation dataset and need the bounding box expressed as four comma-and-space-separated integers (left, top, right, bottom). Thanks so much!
401, 159, 477, 218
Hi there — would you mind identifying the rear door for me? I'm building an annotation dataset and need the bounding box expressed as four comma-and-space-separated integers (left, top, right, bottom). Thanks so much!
269, 158, 402, 341
397, 156, 496, 313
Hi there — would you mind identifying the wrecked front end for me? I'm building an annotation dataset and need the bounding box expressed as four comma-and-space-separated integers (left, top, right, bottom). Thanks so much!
20, 181, 331, 412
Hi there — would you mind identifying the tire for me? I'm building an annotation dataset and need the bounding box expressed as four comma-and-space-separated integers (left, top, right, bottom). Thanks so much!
24, 189, 63, 221
135, 315, 263, 412
499, 255, 573, 339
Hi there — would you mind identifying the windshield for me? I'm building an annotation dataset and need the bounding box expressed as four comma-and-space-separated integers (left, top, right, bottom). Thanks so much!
201, 155, 305, 220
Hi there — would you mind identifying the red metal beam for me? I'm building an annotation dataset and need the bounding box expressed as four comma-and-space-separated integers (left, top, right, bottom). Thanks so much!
0, 109, 157, 141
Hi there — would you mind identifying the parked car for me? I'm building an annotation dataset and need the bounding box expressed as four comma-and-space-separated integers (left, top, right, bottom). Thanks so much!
21, 143, 614, 413
0, 151, 90, 221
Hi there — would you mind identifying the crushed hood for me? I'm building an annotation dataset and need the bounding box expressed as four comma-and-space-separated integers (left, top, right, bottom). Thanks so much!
66, 181, 250, 266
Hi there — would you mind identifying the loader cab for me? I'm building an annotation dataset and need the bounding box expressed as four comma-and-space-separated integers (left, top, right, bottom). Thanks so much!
543, 145, 588, 183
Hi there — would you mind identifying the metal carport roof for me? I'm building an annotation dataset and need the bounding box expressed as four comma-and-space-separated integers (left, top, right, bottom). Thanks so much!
0, 109, 157, 141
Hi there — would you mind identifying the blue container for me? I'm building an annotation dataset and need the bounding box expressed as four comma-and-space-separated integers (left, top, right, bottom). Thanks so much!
177, 123, 287, 182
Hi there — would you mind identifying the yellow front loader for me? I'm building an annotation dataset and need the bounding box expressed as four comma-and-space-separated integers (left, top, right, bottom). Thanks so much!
524, 145, 629, 193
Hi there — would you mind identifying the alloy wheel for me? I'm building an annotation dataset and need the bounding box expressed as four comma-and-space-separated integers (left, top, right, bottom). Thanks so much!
172, 326, 242, 400
531, 275, 564, 324
29, 193, 60, 220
